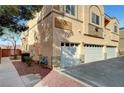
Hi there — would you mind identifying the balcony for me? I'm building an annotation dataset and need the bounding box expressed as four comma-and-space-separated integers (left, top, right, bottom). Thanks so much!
87, 23, 103, 38
105, 28, 119, 44
111, 32, 119, 42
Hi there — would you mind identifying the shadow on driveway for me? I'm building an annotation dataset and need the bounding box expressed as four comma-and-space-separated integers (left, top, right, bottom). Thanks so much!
64, 56, 124, 87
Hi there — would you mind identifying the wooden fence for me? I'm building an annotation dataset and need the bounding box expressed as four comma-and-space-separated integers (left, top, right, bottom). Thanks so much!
2, 49, 21, 57
0, 48, 1, 63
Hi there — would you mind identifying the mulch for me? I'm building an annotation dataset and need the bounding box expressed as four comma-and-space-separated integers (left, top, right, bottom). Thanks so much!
12, 61, 85, 87
12, 61, 52, 78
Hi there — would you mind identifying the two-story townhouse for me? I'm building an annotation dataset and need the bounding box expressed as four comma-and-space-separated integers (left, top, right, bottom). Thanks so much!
119, 28, 124, 55
21, 5, 119, 68
104, 15, 119, 59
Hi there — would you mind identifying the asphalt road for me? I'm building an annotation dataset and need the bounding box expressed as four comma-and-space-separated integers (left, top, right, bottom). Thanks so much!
64, 56, 124, 87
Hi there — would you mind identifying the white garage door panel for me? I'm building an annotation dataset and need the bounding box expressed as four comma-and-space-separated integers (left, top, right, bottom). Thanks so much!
85, 46, 103, 63
61, 45, 80, 68
107, 47, 116, 59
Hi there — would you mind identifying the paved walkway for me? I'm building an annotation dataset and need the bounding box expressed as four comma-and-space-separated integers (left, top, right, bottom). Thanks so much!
0, 57, 24, 87
34, 70, 86, 87
0, 57, 85, 87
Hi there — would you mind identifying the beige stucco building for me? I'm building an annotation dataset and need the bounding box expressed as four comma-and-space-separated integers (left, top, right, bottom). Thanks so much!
21, 5, 119, 68
119, 28, 124, 55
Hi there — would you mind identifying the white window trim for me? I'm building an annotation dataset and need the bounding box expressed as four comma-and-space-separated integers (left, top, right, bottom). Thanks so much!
91, 12, 100, 26
64, 5, 77, 18
114, 25, 118, 33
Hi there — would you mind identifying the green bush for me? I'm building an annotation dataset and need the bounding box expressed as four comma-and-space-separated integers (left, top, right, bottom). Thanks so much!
24, 56, 31, 66
24, 56, 31, 62
21, 53, 30, 62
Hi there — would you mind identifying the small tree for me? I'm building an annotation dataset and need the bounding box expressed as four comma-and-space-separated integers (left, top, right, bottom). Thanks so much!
1, 28, 20, 59
0, 6, 43, 34
0, 6, 43, 59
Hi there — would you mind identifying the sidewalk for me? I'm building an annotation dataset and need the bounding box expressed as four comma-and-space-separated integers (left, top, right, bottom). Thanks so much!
0, 57, 86, 87
0, 57, 24, 87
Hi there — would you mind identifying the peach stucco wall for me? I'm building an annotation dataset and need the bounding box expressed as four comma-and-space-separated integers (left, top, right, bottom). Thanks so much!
21, 5, 120, 67
52, 5, 119, 55
52, 13, 83, 57
37, 14, 53, 68
83, 5, 105, 34
119, 29, 124, 55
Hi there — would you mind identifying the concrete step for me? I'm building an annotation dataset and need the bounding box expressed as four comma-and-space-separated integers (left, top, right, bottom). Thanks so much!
21, 74, 41, 87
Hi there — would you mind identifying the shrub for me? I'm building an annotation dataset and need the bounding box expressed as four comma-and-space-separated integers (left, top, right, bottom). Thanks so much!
24, 56, 32, 66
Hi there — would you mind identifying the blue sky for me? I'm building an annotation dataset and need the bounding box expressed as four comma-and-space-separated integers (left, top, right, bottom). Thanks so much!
104, 5, 124, 27
0, 5, 124, 46
0, 39, 20, 45
0, 28, 21, 46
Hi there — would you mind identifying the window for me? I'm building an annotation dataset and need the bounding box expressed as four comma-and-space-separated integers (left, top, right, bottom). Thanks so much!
114, 25, 117, 33
92, 13, 100, 25
65, 43, 69, 46
66, 5, 75, 16
61, 43, 64, 46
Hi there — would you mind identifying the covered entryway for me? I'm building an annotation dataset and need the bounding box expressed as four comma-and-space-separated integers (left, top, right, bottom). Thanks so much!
106, 46, 117, 59
84, 44, 104, 63
61, 43, 80, 68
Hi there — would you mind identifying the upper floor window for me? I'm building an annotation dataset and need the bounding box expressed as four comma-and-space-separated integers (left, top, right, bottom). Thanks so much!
114, 25, 118, 33
66, 5, 75, 16
92, 13, 100, 25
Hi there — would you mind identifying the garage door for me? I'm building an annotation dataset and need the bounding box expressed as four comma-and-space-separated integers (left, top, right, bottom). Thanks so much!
61, 43, 80, 68
84, 44, 104, 63
107, 46, 117, 59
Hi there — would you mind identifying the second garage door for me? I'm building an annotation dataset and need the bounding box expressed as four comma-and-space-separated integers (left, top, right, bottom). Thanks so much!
106, 46, 117, 59
84, 44, 104, 63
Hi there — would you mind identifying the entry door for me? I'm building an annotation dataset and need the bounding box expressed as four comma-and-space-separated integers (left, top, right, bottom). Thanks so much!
61, 43, 80, 68
107, 47, 117, 59
84, 45, 103, 63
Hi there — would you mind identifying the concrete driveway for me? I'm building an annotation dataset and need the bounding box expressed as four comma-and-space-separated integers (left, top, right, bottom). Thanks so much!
64, 56, 124, 87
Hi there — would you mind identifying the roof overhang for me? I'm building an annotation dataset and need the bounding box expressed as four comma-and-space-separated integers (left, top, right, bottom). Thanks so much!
104, 14, 111, 26
112, 17, 120, 24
